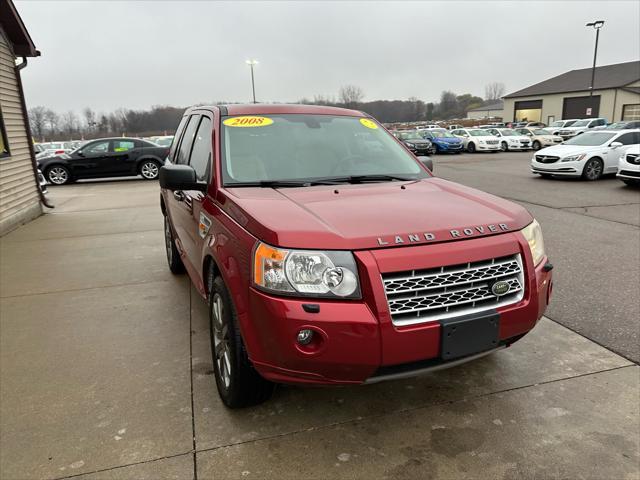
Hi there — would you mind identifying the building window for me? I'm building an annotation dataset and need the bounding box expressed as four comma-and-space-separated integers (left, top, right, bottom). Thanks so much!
622, 104, 640, 121
0, 106, 10, 158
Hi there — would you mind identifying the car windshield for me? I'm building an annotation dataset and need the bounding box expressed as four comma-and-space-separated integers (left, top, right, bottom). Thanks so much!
605, 122, 629, 130
469, 130, 491, 137
221, 114, 426, 185
550, 121, 564, 127
563, 132, 616, 146
534, 129, 551, 135
397, 131, 422, 140
498, 129, 517, 136
431, 131, 455, 138
571, 120, 591, 127
156, 137, 173, 146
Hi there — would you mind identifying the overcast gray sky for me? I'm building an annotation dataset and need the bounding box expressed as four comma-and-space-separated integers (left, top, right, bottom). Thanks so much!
16, 0, 640, 113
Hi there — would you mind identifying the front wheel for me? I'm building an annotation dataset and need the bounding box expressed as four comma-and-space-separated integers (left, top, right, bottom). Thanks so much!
467, 142, 476, 153
582, 158, 603, 181
46, 165, 71, 185
209, 275, 274, 408
532, 140, 541, 150
140, 160, 160, 180
501, 141, 508, 152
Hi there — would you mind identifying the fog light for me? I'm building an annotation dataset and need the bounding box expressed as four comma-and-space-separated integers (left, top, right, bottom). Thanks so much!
297, 329, 314, 345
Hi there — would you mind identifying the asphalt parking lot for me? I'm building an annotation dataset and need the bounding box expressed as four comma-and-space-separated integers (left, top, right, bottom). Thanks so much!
0, 152, 638, 479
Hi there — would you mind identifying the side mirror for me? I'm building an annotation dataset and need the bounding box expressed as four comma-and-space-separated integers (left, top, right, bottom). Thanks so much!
527, 133, 533, 136
159, 164, 206, 191
417, 155, 433, 172
610, 142, 623, 149
77, 150, 84, 156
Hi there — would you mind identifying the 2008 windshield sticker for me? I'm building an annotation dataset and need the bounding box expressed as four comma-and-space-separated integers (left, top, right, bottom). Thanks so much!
360, 118, 378, 129
223, 116, 274, 127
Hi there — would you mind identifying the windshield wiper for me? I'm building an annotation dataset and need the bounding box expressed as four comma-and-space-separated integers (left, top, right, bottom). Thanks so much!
225, 179, 344, 188
314, 174, 418, 184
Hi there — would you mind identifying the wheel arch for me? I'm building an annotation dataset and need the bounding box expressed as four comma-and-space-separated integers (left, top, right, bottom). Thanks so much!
203, 254, 221, 296
136, 155, 162, 172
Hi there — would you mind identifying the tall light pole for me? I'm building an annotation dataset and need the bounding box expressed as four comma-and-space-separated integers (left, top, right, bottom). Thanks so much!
585, 20, 604, 113
245, 59, 258, 103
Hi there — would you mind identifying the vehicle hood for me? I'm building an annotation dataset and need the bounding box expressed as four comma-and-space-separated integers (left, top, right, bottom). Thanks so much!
535, 144, 602, 157
559, 126, 587, 132
403, 139, 431, 145
220, 178, 532, 250
504, 135, 530, 142
470, 136, 499, 141
37, 154, 70, 166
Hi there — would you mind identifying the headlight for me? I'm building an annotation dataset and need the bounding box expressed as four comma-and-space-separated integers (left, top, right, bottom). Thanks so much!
562, 153, 586, 162
405, 142, 416, 148
253, 243, 361, 298
521, 219, 546, 266
478, 140, 486, 144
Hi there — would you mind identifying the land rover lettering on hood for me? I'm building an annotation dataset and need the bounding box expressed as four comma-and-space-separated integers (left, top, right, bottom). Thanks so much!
159, 104, 553, 408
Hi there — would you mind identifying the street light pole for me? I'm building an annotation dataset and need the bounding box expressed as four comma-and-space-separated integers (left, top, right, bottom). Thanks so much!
245, 59, 258, 103
586, 20, 604, 103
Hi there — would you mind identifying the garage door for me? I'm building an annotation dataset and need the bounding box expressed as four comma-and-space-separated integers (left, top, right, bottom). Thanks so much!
622, 104, 640, 120
514, 100, 542, 122
562, 95, 600, 119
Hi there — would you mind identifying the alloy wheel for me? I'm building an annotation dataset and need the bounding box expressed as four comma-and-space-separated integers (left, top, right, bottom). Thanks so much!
48, 167, 68, 185
141, 161, 159, 179
584, 159, 603, 180
211, 293, 232, 390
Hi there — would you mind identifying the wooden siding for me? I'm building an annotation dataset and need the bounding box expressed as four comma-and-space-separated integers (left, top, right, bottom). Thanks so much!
0, 32, 40, 235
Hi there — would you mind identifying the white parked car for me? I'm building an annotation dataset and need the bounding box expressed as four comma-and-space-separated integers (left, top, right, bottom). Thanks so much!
556, 118, 608, 140
486, 128, 532, 151
516, 128, 564, 150
417, 125, 442, 130
617, 144, 640, 187
531, 129, 640, 180
547, 119, 580, 135
451, 128, 501, 153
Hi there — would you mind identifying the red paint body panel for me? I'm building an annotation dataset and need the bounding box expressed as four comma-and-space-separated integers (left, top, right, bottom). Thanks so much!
161, 104, 553, 386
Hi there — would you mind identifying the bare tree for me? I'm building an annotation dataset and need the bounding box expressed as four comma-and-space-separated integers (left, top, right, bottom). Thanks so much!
83, 107, 96, 132
60, 110, 79, 135
28, 106, 47, 140
338, 85, 364, 105
484, 82, 506, 102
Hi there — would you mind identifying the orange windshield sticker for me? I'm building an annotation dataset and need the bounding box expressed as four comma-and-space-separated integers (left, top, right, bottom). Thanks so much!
360, 118, 378, 129
223, 116, 274, 127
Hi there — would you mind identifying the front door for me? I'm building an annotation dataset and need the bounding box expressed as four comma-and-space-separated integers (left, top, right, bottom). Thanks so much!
69, 140, 111, 177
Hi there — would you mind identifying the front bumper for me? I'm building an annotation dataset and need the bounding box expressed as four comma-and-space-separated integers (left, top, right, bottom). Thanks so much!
531, 159, 583, 177
436, 143, 463, 152
245, 237, 552, 385
617, 169, 640, 180
476, 144, 501, 151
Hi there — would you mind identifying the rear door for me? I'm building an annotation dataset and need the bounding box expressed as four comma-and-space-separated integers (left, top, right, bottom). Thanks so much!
107, 139, 139, 175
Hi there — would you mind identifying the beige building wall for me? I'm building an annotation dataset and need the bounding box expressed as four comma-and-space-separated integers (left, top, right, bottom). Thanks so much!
503, 86, 640, 123
467, 109, 503, 120
0, 29, 41, 236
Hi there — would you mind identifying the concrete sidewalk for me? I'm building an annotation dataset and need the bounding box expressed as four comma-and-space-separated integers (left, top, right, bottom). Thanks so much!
0, 180, 638, 480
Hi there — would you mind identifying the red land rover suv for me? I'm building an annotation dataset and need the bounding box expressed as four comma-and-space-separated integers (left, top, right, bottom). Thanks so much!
160, 104, 553, 408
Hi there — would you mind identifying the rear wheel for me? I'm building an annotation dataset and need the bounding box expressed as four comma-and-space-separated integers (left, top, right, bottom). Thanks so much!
467, 142, 476, 153
46, 165, 71, 185
532, 140, 541, 150
140, 160, 160, 180
164, 216, 185, 274
209, 274, 274, 408
582, 158, 603, 181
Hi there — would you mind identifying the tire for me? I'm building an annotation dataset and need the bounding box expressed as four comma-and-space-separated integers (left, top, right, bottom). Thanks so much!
164, 216, 185, 274
209, 274, 274, 408
582, 157, 603, 181
622, 179, 640, 187
539, 173, 553, 179
467, 142, 476, 153
532, 140, 541, 150
46, 165, 71, 185
501, 141, 508, 152
139, 160, 160, 180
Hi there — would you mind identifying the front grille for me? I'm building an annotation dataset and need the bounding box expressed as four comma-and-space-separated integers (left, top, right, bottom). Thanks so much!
626, 154, 640, 165
619, 170, 640, 177
486, 140, 499, 145
382, 254, 525, 326
535, 155, 560, 163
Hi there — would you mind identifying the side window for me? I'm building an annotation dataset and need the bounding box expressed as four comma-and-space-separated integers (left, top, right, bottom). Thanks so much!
189, 117, 212, 182
85, 141, 109, 154
614, 133, 637, 145
169, 115, 189, 162
0, 106, 10, 158
176, 115, 201, 165
112, 140, 135, 152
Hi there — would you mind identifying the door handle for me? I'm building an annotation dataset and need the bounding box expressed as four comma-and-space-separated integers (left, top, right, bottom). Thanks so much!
173, 190, 185, 202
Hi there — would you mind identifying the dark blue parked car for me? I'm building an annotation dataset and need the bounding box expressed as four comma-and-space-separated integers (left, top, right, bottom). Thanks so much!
420, 129, 464, 154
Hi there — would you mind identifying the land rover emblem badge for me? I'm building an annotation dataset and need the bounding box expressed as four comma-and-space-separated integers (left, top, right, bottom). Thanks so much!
491, 280, 510, 297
